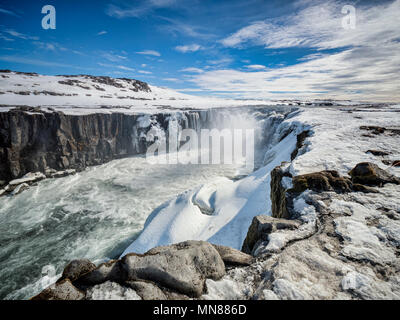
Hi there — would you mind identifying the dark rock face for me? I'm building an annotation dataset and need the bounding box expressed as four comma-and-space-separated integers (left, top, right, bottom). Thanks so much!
0, 109, 205, 183
270, 164, 292, 219
349, 162, 400, 186
290, 130, 311, 161
242, 215, 300, 255
0, 110, 138, 181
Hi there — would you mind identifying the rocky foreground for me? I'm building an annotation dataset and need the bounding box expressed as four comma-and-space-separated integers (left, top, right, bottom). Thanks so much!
32, 160, 400, 300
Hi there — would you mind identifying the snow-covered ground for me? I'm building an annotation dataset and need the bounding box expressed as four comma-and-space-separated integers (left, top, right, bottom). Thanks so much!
0, 70, 274, 114
122, 104, 400, 256
0, 70, 366, 115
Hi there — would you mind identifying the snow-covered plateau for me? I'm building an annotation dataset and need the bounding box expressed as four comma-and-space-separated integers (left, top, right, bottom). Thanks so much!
0, 71, 399, 300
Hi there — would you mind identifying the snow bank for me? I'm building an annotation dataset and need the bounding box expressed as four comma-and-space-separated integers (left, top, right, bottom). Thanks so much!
121, 103, 400, 256
121, 117, 307, 255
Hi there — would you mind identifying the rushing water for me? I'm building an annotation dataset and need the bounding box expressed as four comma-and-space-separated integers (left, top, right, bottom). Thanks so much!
0, 154, 244, 299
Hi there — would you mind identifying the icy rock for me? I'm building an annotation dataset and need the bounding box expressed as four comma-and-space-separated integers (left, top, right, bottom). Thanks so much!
11, 183, 29, 195
85, 281, 141, 300
50, 169, 76, 178
44, 168, 57, 178
0, 189, 5, 197
31, 279, 84, 300
125, 280, 167, 300
121, 240, 225, 297
212, 244, 253, 266
9, 172, 46, 187
61, 259, 96, 282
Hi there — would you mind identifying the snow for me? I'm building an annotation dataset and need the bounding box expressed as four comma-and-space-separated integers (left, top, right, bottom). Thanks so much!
121, 103, 400, 258
121, 127, 301, 256
0, 70, 282, 115
8, 172, 46, 186
85, 281, 142, 300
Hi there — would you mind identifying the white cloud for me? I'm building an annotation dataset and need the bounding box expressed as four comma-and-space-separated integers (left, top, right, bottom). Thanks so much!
102, 52, 128, 62
136, 50, 161, 57
207, 57, 234, 66
138, 70, 152, 74
97, 31, 107, 36
0, 8, 20, 17
163, 78, 180, 82
180, 67, 204, 73
193, 0, 400, 102
175, 44, 203, 53
4, 29, 38, 41
221, 1, 400, 50
245, 64, 267, 70
117, 65, 135, 72
106, 0, 177, 18
0, 56, 79, 69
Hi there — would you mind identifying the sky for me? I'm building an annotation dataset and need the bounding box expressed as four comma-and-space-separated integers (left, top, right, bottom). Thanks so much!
0, 0, 399, 102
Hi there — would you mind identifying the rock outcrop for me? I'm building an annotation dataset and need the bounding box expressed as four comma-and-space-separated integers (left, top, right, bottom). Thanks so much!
33, 240, 226, 300
349, 162, 400, 186
222, 161, 400, 300
0, 108, 206, 185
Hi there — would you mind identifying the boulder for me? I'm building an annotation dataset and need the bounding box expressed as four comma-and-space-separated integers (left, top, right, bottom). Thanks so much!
291, 170, 378, 194
349, 162, 400, 186
125, 280, 167, 300
292, 170, 353, 193
31, 279, 84, 300
76, 259, 125, 286
242, 215, 300, 255
212, 244, 253, 266
120, 240, 225, 297
61, 259, 96, 282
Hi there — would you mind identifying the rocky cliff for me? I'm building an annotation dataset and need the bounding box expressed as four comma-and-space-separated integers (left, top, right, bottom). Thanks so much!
0, 108, 206, 184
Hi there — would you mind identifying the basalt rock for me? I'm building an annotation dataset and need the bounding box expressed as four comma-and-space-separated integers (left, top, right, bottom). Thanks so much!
0, 109, 206, 183
121, 240, 225, 297
349, 162, 400, 186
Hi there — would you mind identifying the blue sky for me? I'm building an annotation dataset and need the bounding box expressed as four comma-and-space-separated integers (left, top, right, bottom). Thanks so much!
0, 0, 399, 101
